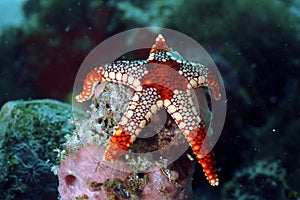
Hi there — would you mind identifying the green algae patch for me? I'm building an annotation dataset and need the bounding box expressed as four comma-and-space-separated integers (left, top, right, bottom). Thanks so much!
0, 99, 85, 200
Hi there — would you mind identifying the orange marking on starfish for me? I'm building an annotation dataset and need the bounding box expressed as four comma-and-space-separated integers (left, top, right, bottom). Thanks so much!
104, 126, 133, 162
141, 63, 188, 91
199, 152, 219, 186
76, 66, 105, 102
183, 123, 218, 186
150, 34, 169, 54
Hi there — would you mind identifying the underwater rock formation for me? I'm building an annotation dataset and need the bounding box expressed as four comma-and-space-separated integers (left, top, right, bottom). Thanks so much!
58, 83, 196, 199
0, 99, 85, 200
222, 160, 288, 200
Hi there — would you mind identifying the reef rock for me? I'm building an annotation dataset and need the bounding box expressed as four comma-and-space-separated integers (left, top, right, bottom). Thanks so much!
0, 99, 85, 200
58, 83, 195, 199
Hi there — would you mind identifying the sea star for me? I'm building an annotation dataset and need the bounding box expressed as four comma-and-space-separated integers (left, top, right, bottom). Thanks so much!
76, 34, 221, 186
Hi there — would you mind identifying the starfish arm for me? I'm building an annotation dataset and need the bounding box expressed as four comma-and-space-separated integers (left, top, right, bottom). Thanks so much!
75, 65, 105, 102
179, 62, 221, 100
104, 87, 162, 162
76, 60, 148, 102
163, 89, 219, 186
199, 151, 219, 186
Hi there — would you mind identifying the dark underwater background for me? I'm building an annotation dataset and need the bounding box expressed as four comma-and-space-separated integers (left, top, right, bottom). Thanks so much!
0, 0, 299, 199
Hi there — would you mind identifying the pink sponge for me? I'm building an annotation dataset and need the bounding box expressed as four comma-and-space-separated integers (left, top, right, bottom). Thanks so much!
58, 145, 193, 199
58, 146, 130, 200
